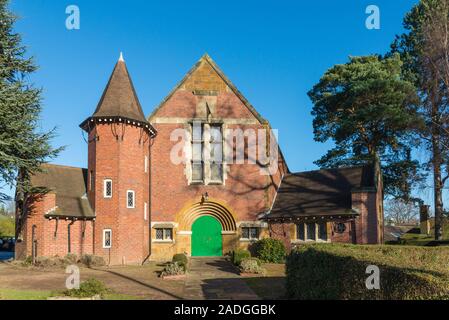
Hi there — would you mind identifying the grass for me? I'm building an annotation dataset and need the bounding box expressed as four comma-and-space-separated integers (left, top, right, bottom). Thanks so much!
0, 288, 142, 300
243, 263, 286, 300
393, 218, 449, 246
0, 288, 52, 300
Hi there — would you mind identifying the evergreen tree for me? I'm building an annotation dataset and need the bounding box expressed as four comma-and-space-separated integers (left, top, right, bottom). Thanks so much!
0, 0, 61, 214
391, 0, 449, 240
308, 54, 424, 200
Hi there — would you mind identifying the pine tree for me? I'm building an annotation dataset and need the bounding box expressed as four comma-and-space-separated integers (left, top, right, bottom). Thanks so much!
0, 0, 62, 216
308, 54, 424, 200
391, 0, 449, 240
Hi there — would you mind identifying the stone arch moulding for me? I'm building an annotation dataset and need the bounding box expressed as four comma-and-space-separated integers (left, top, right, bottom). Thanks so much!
176, 199, 237, 232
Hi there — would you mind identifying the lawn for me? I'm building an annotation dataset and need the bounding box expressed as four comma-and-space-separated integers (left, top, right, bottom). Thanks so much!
393, 218, 449, 246
0, 288, 141, 300
243, 263, 286, 300
0, 288, 53, 300
0, 261, 184, 300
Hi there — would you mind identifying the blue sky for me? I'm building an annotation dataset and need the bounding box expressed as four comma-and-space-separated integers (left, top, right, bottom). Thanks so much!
6, 0, 428, 200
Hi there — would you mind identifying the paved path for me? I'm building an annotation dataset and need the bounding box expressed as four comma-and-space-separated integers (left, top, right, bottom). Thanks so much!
183, 257, 259, 300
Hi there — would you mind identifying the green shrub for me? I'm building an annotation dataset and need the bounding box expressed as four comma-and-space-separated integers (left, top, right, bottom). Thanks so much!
80, 254, 106, 267
253, 238, 286, 263
64, 253, 78, 265
63, 278, 109, 298
34, 256, 65, 268
232, 249, 251, 266
240, 258, 266, 275
172, 253, 189, 271
161, 262, 185, 277
286, 244, 449, 300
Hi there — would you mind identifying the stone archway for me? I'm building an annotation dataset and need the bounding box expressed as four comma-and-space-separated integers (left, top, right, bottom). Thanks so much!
176, 200, 237, 232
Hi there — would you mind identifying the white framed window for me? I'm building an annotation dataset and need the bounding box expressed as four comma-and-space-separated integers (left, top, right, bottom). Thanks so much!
144, 156, 148, 173
296, 222, 328, 242
103, 229, 112, 248
241, 227, 259, 240
191, 122, 204, 183
209, 125, 223, 183
103, 179, 112, 198
127, 190, 135, 208
190, 122, 224, 184
155, 228, 173, 241
144, 202, 148, 221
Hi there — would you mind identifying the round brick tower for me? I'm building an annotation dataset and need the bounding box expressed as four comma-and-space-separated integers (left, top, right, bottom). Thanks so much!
80, 53, 156, 265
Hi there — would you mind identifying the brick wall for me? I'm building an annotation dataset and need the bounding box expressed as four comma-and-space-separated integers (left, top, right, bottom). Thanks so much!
88, 123, 151, 265
149, 58, 286, 260
15, 193, 94, 259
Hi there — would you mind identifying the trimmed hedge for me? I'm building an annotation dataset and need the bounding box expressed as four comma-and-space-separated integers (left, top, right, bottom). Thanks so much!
232, 249, 251, 266
253, 238, 286, 263
286, 244, 449, 300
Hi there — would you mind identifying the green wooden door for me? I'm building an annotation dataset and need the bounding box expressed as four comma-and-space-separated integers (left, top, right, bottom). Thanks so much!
191, 216, 223, 257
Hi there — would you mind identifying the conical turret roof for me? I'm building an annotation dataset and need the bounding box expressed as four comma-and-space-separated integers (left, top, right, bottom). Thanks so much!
80, 53, 155, 135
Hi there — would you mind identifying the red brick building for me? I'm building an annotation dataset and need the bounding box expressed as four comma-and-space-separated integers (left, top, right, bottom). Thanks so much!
15, 54, 384, 264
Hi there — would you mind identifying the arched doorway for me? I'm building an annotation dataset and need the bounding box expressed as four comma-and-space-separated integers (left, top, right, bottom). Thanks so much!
191, 216, 223, 257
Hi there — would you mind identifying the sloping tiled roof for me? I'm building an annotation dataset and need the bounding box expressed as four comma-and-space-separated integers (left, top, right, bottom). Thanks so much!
148, 54, 267, 124
30, 164, 94, 219
80, 57, 155, 135
266, 164, 376, 220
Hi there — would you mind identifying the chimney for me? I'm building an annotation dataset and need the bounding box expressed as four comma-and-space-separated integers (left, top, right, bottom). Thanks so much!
419, 205, 430, 235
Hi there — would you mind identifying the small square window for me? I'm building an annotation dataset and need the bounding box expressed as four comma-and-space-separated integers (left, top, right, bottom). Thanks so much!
103, 229, 112, 248
242, 227, 259, 240
127, 190, 135, 208
104, 179, 112, 198
155, 228, 173, 241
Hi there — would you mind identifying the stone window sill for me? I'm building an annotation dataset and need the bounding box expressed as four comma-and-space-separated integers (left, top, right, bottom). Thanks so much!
152, 240, 175, 244
291, 239, 330, 244
239, 238, 259, 242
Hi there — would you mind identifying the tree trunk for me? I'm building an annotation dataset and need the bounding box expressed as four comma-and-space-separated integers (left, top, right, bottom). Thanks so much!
432, 110, 444, 241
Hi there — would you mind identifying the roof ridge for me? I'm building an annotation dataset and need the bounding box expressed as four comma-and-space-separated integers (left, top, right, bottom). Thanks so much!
41, 163, 86, 170
288, 164, 371, 176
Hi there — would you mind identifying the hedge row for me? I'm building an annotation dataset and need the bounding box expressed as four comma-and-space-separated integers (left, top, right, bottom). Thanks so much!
286, 244, 449, 300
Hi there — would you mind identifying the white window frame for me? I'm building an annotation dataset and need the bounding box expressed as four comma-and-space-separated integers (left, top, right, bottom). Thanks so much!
103, 179, 112, 198
240, 227, 260, 241
144, 202, 148, 221
191, 122, 204, 184
209, 124, 224, 184
103, 229, 112, 248
154, 228, 173, 242
294, 222, 329, 243
127, 190, 135, 208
